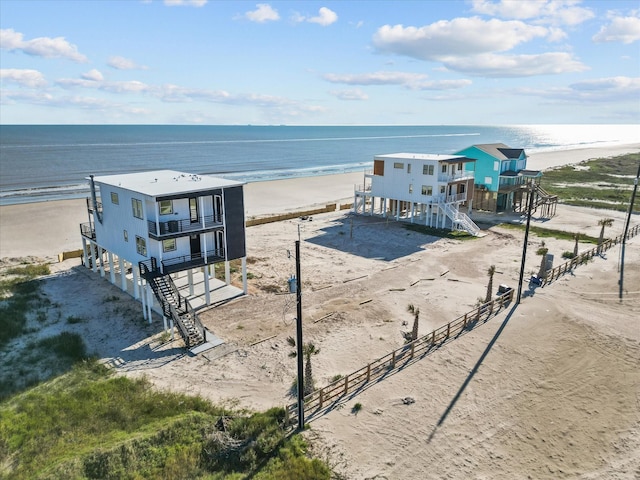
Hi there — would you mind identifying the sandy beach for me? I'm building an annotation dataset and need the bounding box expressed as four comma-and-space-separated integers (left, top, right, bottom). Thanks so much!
1, 142, 639, 479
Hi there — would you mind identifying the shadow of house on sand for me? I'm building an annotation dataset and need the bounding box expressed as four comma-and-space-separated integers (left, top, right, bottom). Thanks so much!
305, 213, 442, 261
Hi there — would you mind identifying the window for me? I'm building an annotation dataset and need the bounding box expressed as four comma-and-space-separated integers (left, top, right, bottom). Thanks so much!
441, 164, 448, 173
407, 163, 412, 174
162, 238, 176, 252
423, 165, 434, 175
132, 198, 143, 219
110, 192, 119, 204
393, 162, 404, 169
440, 186, 446, 194
457, 163, 463, 171
135, 236, 147, 256
123, 230, 128, 242
484, 176, 493, 185
409, 184, 413, 194
159, 200, 173, 215
460, 184, 466, 193
421, 185, 432, 196
494, 161, 499, 171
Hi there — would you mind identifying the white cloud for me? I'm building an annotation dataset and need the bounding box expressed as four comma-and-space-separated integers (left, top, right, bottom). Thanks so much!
329, 89, 368, 100
108, 56, 147, 70
518, 76, 640, 103
244, 4, 280, 23
81, 69, 104, 81
470, 0, 594, 26
323, 71, 430, 86
593, 15, 640, 44
308, 7, 338, 26
0, 68, 47, 88
292, 7, 338, 26
323, 71, 471, 91
164, 0, 207, 6
373, 18, 549, 59
442, 52, 587, 77
0, 28, 88, 62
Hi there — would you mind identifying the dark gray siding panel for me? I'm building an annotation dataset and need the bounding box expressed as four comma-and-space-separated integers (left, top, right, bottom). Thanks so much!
223, 186, 246, 260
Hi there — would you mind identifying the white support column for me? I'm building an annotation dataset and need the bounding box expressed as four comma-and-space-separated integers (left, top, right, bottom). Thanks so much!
188, 269, 194, 296
242, 257, 247, 294
119, 258, 127, 291
395, 200, 400, 221
146, 283, 153, 324
133, 266, 140, 299
204, 268, 211, 305
170, 317, 175, 340
81, 238, 89, 268
141, 278, 147, 320
89, 242, 97, 273
108, 252, 116, 284
225, 261, 231, 286
410, 203, 415, 223
382, 198, 387, 216
162, 315, 168, 332
98, 247, 105, 277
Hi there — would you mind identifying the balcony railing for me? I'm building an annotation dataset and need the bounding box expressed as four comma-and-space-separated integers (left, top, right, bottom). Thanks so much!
434, 192, 468, 203
80, 222, 96, 240
148, 214, 223, 238
438, 171, 474, 183
161, 249, 225, 274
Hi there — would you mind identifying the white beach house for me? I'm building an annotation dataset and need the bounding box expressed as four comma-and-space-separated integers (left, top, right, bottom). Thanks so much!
79, 170, 247, 351
353, 153, 480, 236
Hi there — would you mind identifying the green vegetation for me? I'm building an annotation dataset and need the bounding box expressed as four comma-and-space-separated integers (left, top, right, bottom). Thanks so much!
0, 361, 331, 479
499, 223, 600, 244
541, 152, 640, 212
403, 223, 475, 240
0, 263, 50, 347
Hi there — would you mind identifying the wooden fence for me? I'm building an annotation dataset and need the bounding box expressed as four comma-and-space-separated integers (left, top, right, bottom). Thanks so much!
246, 204, 337, 227
542, 224, 640, 286
285, 288, 515, 427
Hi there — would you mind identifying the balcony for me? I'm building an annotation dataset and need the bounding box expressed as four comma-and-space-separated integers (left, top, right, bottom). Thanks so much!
161, 249, 225, 274
148, 214, 223, 239
438, 171, 474, 183
80, 222, 96, 240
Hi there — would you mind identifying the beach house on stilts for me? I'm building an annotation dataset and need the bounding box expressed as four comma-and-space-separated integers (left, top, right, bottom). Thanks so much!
455, 143, 557, 216
353, 153, 480, 236
79, 170, 247, 353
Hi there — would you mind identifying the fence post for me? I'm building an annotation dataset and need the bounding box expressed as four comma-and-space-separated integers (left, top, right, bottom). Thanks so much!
344, 375, 349, 394
463, 312, 468, 328
410, 341, 415, 358
391, 351, 396, 369
319, 389, 324, 409
446, 323, 450, 338
366, 363, 371, 382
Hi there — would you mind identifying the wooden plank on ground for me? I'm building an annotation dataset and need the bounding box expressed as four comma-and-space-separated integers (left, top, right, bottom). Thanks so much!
250, 334, 277, 346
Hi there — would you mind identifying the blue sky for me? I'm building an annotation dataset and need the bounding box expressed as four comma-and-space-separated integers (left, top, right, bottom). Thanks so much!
1, 0, 639, 125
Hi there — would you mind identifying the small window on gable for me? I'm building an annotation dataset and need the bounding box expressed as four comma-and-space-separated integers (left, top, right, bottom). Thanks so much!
494, 161, 499, 171
159, 200, 173, 215
441, 164, 447, 173
423, 165, 434, 175
132, 198, 143, 219
409, 184, 413, 194
135, 236, 147, 256
110, 192, 119, 204
162, 238, 177, 252
407, 163, 412, 174
484, 176, 493, 185
123, 230, 128, 242
394, 162, 404, 169
421, 185, 432, 196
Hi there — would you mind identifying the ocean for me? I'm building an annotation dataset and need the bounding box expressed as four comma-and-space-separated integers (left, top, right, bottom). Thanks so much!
0, 124, 637, 206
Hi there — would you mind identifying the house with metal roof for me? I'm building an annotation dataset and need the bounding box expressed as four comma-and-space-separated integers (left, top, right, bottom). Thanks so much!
353, 153, 480, 236
79, 170, 247, 352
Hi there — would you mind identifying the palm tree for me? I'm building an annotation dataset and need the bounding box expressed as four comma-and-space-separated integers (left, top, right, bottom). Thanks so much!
597, 218, 614, 253
287, 336, 320, 395
407, 304, 420, 341
485, 265, 496, 303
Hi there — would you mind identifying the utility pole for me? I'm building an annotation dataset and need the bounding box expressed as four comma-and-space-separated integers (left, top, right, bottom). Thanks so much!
619, 162, 640, 300
517, 181, 536, 304
295, 240, 304, 430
